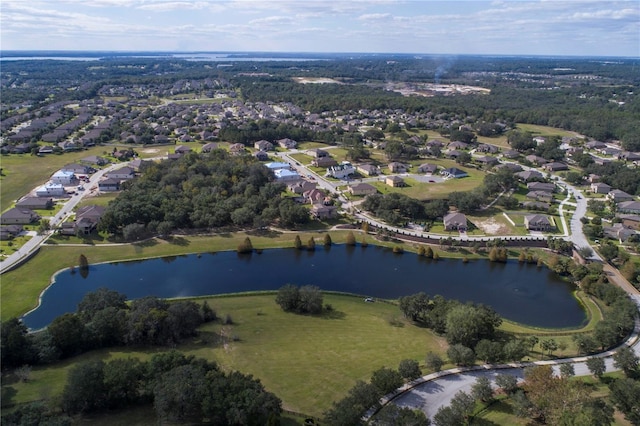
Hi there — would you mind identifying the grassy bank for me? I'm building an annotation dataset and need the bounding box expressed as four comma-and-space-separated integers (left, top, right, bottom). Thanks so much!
2, 294, 445, 419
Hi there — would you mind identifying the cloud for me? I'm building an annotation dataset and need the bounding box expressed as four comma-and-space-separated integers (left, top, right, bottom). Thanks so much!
248, 15, 296, 26
136, 1, 213, 12
357, 13, 391, 21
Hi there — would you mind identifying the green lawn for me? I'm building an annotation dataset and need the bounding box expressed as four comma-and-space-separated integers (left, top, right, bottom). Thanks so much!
1, 294, 446, 418
515, 123, 579, 138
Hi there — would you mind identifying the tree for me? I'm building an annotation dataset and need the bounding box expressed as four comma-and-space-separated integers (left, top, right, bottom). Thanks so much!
371, 367, 403, 395
425, 352, 444, 372
1, 318, 36, 369
586, 357, 606, 379
298, 285, 323, 314
103, 358, 145, 408
613, 346, 639, 377
201, 301, 217, 322
324, 380, 380, 426
471, 376, 493, 402
447, 344, 475, 366
540, 338, 558, 358
77, 287, 127, 322
371, 404, 430, 426
495, 373, 519, 395
37, 218, 50, 235
425, 246, 434, 258
502, 339, 528, 361
559, 363, 575, 378
445, 304, 501, 348
237, 237, 253, 253
399, 292, 430, 323
323, 233, 332, 246
61, 360, 107, 414
48, 313, 85, 357
275, 284, 300, 312
153, 364, 208, 422
346, 231, 356, 246
293, 235, 302, 250
122, 223, 147, 241
398, 359, 422, 381
609, 378, 640, 425
307, 236, 316, 251
474, 339, 503, 363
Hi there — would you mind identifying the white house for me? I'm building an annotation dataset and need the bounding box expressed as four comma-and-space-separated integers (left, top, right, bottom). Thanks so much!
273, 169, 301, 182
105, 167, 135, 180
36, 183, 66, 197
51, 170, 76, 185
326, 161, 355, 179
265, 162, 291, 171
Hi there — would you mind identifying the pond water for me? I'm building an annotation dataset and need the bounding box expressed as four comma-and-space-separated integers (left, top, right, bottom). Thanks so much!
22, 245, 586, 330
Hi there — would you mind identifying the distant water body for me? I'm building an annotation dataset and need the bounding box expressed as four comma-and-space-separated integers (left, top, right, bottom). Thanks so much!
0, 52, 326, 62
22, 245, 585, 330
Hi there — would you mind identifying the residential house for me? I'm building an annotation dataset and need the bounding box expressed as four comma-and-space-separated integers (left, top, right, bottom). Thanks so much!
618, 214, 640, 230
524, 214, 553, 231
388, 162, 408, 173
311, 157, 338, 168
51, 170, 77, 185
527, 182, 555, 192
445, 150, 463, 159
607, 189, 634, 203
81, 155, 108, 166
254, 151, 269, 161
277, 138, 297, 149
0, 208, 40, 225
477, 144, 499, 154
588, 174, 601, 183
0, 225, 23, 241
617, 201, 640, 214
38, 145, 54, 155
441, 167, 468, 179
62, 163, 94, 175
526, 191, 554, 203
349, 183, 377, 196
16, 197, 53, 210
327, 162, 355, 179
590, 182, 611, 194
265, 162, 291, 171
448, 141, 469, 150
515, 170, 543, 182
310, 204, 338, 220
303, 188, 326, 204
603, 223, 636, 242
443, 212, 467, 231
525, 155, 547, 166
254, 140, 274, 151
386, 176, 405, 187
307, 148, 329, 158
522, 201, 550, 210
98, 178, 121, 192
502, 149, 520, 159
496, 163, 522, 173
36, 183, 66, 197
174, 145, 192, 155
74, 205, 106, 234
288, 180, 316, 195
619, 151, 640, 162
201, 142, 219, 153
543, 162, 568, 172
357, 164, 379, 176
600, 147, 621, 156
475, 156, 499, 167
229, 143, 246, 155
585, 140, 606, 150
417, 163, 438, 174
273, 169, 301, 182
105, 167, 135, 180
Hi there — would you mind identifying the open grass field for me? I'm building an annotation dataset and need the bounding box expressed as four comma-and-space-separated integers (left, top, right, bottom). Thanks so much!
515, 123, 580, 139
1, 293, 447, 419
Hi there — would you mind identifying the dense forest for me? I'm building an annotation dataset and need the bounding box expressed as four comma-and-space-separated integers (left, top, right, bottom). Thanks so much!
98, 150, 309, 238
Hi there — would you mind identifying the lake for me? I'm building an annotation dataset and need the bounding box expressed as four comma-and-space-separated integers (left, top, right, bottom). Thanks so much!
22, 245, 586, 330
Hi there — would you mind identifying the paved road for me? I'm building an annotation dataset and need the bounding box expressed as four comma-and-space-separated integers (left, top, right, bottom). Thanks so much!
0, 162, 129, 274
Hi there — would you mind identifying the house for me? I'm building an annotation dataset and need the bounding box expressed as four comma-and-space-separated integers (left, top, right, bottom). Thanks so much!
327, 162, 355, 179
229, 143, 246, 155
357, 164, 379, 176
277, 138, 297, 149
607, 189, 634, 203
81, 155, 108, 166
443, 212, 467, 231
51, 170, 77, 185
502, 149, 520, 159
526, 191, 554, 202
445, 150, 463, 159
254, 150, 269, 161
201, 142, 219, 153
311, 157, 338, 168
349, 183, 377, 196
288, 180, 316, 195
174, 145, 192, 155
475, 156, 499, 167
600, 147, 621, 156
417, 163, 438, 174
524, 214, 552, 231
496, 163, 522, 173
603, 223, 636, 242
98, 178, 121, 191
307, 148, 328, 158
515, 170, 543, 182
62, 163, 94, 175
448, 141, 469, 150
273, 169, 301, 182
0, 208, 40, 225
105, 167, 135, 180
522, 201, 550, 210
303, 188, 326, 204
590, 182, 611, 194
386, 176, 405, 187
585, 140, 606, 149
527, 182, 555, 192
617, 201, 640, 214
310, 204, 338, 220
36, 183, 66, 197
618, 214, 640, 230
543, 162, 568, 172
265, 162, 291, 171
619, 151, 640, 162
254, 140, 274, 151
74, 205, 105, 234
0, 225, 23, 241
477, 144, 499, 154
38, 145, 54, 155
441, 167, 468, 179
525, 155, 548, 166
388, 162, 408, 173
16, 197, 53, 210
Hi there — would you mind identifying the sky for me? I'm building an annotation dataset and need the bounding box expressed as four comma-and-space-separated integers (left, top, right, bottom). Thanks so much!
1, 0, 639, 57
